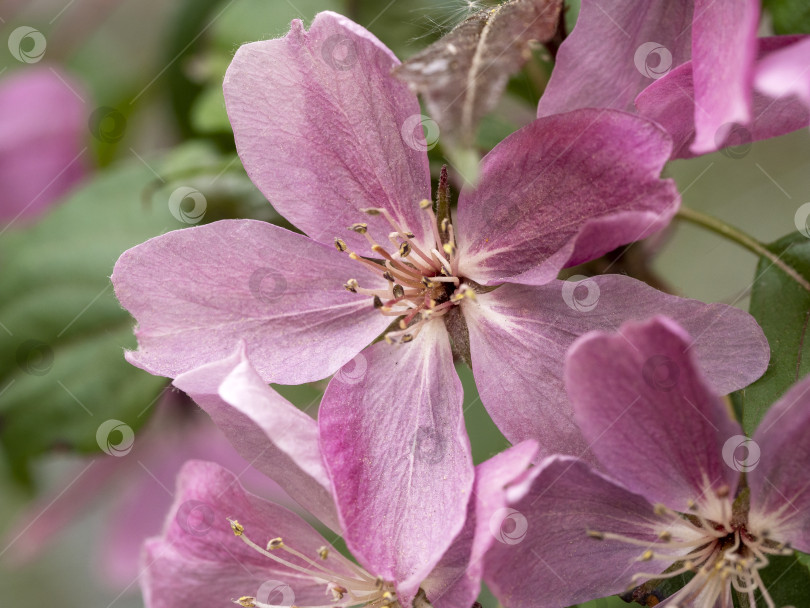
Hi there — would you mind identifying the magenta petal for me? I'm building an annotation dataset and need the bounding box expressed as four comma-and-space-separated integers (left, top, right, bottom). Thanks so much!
0, 67, 86, 224
173, 344, 338, 531
484, 456, 701, 608
637, 37, 810, 159
112, 219, 390, 383
223, 12, 433, 257
537, 0, 693, 117
755, 36, 810, 108
422, 441, 538, 608
141, 460, 356, 608
318, 320, 474, 601
566, 317, 743, 513
749, 375, 810, 552
463, 275, 767, 460
455, 110, 678, 286
690, 0, 760, 154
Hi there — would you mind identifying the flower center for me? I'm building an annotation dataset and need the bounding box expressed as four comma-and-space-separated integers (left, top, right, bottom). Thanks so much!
228, 519, 400, 608
334, 198, 475, 344
587, 487, 794, 607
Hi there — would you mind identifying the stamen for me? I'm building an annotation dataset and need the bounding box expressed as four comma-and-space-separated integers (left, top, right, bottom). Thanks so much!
349, 223, 368, 234
334, 238, 347, 252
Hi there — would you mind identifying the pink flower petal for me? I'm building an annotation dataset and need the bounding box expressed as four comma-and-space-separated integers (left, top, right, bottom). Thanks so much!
484, 456, 700, 608
0, 67, 86, 224
422, 441, 538, 608
455, 110, 678, 286
537, 0, 693, 117
318, 320, 474, 603
141, 460, 356, 608
462, 275, 767, 460
690, 0, 760, 154
172, 344, 339, 531
755, 35, 810, 108
112, 219, 390, 384
223, 11, 433, 257
565, 317, 743, 513
749, 374, 810, 552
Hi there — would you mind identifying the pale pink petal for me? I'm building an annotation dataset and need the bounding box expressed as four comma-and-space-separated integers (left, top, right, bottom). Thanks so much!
565, 317, 743, 513
141, 460, 357, 608
318, 320, 474, 603
537, 0, 693, 117
112, 219, 390, 384
755, 36, 810, 108
484, 456, 701, 608
690, 0, 760, 154
422, 441, 538, 608
0, 67, 86, 224
462, 275, 767, 460
749, 374, 810, 552
223, 11, 433, 257
455, 110, 678, 286
637, 37, 810, 158
173, 344, 339, 531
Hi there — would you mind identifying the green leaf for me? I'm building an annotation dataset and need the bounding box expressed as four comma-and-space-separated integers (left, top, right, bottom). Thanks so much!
190, 84, 231, 134
763, 0, 810, 35
741, 232, 810, 434
733, 553, 810, 606
0, 144, 259, 484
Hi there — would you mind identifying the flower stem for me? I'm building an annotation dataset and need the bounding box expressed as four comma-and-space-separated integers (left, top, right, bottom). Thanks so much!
675, 206, 810, 293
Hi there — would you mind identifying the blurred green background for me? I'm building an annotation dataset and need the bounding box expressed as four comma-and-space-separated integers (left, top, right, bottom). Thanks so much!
1, 0, 809, 607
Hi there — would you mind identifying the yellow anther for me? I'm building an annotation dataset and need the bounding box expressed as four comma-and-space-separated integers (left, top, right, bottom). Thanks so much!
399, 319, 408, 330
374, 577, 384, 589
361, 208, 381, 215
419, 199, 432, 209
330, 585, 348, 601
399, 241, 412, 257
658, 531, 672, 541
640, 550, 654, 561
266, 537, 284, 550
344, 279, 359, 293
229, 520, 244, 537
235, 597, 255, 607
401, 334, 414, 343
334, 238, 347, 252
349, 223, 368, 233
318, 546, 329, 560
382, 271, 395, 282
653, 504, 668, 516
443, 242, 456, 256
349, 252, 360, 260
687, 500, 697, 511
587, 530, 605, 540
392, 284, 405, 299
440, 218, 450, 233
